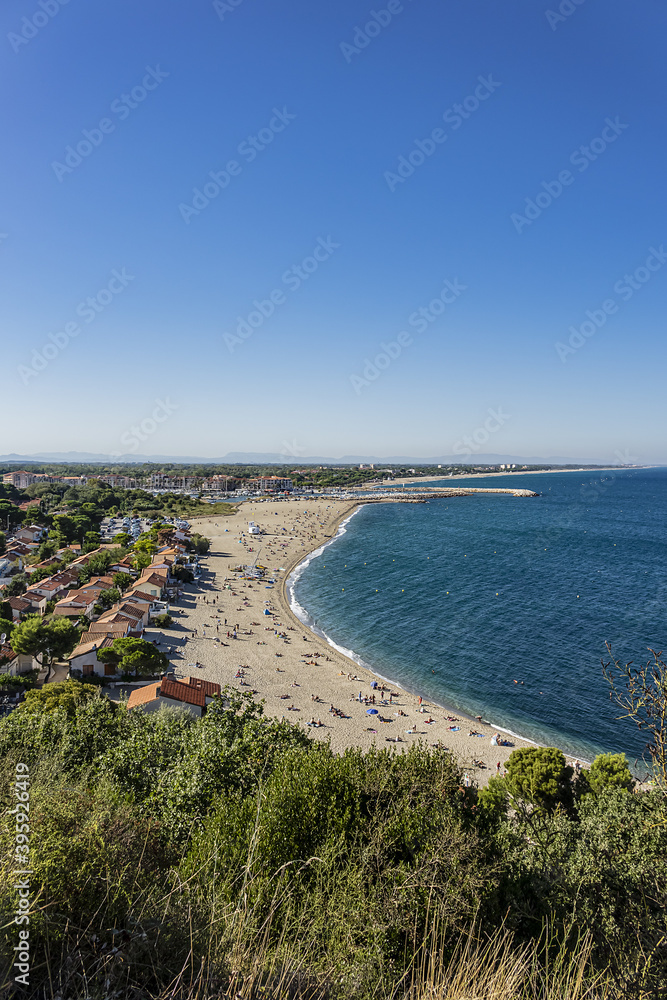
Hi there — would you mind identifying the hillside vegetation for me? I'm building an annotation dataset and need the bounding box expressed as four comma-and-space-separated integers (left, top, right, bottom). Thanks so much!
1, 681, 666, 1000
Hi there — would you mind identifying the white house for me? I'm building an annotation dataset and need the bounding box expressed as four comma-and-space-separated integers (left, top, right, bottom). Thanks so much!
68, 636, 118, 678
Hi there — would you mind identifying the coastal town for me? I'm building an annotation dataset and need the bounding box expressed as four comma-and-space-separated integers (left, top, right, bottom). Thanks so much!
0, 468, 554, 779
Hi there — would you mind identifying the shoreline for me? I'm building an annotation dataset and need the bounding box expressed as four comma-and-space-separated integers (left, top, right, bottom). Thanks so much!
179, 497, 590, 782
282, 504, 557, 754
383, 466, 647, 486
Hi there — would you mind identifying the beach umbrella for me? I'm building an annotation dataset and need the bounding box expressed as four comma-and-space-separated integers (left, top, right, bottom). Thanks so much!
366, 708, 378, 715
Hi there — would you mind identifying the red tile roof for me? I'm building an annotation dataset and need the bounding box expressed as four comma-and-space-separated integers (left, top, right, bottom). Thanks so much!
187, 676, 221, 697
161, 677, 205, 707
126, 677, 210, 710
8, 597, 31, 611
127, 682, 160, 709
127, 590, 156, 603
22, 590, 47, 604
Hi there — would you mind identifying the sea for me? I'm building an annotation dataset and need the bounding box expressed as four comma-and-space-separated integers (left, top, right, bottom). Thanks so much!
288, 467, 667, 765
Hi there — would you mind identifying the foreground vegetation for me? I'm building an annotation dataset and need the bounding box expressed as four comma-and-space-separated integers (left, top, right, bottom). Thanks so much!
1, 678, 665, 999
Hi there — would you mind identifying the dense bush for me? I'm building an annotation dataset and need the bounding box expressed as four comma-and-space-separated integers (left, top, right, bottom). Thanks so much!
0, 687, 665, 999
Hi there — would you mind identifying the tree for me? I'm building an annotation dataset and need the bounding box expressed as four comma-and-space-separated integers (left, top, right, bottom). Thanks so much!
501, 747, 573, 816
172, 566, 194, 584
52, 514, 79, 544
189, 533, 210, 555
94, 588, 120, 613
134, 537, 157, 557
4, 573, 29, 597
0, 530, 5, 555
80, 551, 114, 580
603, 644, 667, 788
113, 532, 132, 547
153, 613, 173, 628
113, 572, 132, 591
0, 617, 14, 640
97, 637, 168, 679
34, 537, 59, 562
83, 531, 102, 552
585, 752, 634, 795
11, 615, 80, 669
18, 679, 98, 717
23, 565, 55, 583
0, 501, 23, 531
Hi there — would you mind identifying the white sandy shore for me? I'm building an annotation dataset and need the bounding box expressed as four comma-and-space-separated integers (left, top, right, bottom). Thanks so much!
164, 499, 584, 784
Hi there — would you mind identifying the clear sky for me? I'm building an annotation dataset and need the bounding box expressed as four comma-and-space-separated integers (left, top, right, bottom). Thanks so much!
2, 0, 666, 462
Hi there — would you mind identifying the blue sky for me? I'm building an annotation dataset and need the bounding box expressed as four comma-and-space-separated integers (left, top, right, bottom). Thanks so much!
2, 0, 666, 462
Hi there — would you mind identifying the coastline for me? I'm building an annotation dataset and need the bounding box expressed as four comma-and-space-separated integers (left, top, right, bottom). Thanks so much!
384, 467, 645, 486
177, 496, 587, 783
282, 505, 552, 753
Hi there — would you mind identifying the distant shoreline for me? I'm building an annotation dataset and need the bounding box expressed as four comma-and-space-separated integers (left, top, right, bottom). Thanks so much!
384, 466, 648, 486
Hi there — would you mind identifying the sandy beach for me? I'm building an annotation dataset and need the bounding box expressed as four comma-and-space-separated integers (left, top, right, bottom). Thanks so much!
163, 498, 581, 784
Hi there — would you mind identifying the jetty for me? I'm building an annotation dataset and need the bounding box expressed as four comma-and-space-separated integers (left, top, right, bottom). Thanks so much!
356, 486, 539, 502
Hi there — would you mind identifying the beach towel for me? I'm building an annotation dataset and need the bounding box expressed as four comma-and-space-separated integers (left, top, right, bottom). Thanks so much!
449, 726, 461, 732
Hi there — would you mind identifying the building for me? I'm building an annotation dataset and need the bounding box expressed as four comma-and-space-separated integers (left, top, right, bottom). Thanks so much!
149, 474, 201, 490
90, 475, 138, 489
7, 597, 32, 621
245, 476, 293, 492
200, 475, 242, 492
126, 675, 221, 717
14, 525, 45, 545
68, 636, 117, 678
135, 570, 169, 598
53, 589, 102, 620
3, 471, 40, 488
0, 645, 41, 676
21, 590, 49, 615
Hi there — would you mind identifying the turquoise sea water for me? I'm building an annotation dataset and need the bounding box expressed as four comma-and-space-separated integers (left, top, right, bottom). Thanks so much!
289, 468, 667, 763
